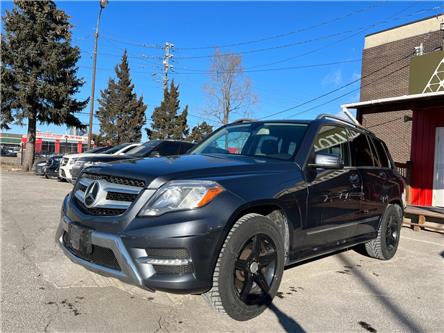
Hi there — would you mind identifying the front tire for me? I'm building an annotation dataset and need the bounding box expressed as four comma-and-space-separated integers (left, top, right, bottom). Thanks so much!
365, 204, 402, 260
204, 213, 285, 321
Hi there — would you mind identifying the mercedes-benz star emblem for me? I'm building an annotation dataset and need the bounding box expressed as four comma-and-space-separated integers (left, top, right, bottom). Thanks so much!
84, 181, 100, 207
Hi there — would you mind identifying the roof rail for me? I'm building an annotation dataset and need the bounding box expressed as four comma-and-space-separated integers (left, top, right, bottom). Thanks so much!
231, 118, 256, 124
316, 114, 368, 131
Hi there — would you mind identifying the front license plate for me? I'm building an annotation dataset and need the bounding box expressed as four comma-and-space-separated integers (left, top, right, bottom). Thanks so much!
68, 224, 91, 253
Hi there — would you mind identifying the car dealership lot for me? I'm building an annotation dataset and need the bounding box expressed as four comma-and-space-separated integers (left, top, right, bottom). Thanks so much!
1, 171, 443, 332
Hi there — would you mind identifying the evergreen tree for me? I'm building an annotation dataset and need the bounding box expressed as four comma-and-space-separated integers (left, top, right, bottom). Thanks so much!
96, 50, 147, 144
1, 0, 88, 171
146, 81, 189, 140
187, 122, 213, 142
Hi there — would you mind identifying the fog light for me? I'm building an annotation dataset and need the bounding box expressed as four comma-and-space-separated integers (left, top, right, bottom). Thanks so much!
136, 257, 191, 266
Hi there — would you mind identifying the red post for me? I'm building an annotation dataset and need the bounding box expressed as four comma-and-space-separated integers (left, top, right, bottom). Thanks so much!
55, 139, 60, 154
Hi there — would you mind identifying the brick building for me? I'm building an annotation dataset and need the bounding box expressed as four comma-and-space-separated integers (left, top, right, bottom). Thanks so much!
343, 14, 444, 207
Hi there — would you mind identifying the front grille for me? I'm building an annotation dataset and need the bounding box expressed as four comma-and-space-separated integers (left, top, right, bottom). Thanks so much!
82, 173, 145, 187
74, 197, 126, 216
153, 263, 193, 275
106, 192, 138, 202
73, 173, 146, 217
63, 232, 120, 270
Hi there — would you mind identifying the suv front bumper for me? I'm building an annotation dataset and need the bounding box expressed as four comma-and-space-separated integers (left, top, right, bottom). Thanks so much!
56, 204, 232, 294
56, 215, 149, 289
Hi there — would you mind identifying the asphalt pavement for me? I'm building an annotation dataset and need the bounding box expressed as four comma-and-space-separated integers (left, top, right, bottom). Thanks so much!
1, 171, 443, 332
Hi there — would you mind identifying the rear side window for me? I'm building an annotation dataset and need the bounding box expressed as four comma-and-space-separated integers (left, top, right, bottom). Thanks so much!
313, 126, 351, 166
347, 130, 375, 167
370, 137, 390, 168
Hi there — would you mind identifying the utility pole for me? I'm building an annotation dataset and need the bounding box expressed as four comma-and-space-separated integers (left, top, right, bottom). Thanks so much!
88, 0, 108, 150
162, 42, 174, 89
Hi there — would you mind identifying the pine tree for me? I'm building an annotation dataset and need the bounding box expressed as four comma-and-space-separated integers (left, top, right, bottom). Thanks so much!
146, 81, 189, 140
187, 122, 213, 142
96, 50, 147, 144
1, 0, 88, 171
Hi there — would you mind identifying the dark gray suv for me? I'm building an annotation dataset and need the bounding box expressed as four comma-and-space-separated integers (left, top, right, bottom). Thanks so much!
56, 115, 405, 320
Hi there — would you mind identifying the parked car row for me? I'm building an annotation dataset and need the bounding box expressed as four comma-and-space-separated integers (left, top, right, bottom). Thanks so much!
33, 154, 63, 178
32, 140, 196, 183
1, 146, 19, 157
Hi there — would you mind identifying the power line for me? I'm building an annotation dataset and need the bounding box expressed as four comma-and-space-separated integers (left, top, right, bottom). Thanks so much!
79, 4, 440, 75
259, 51, 413, 120
175, 2, 385, 50
161, 59, 361, 75
123, 3, 436, 62
287, 63, 411, 119
172, 4, 419, 60
247, 4, 441, 70
173, 30, 363, 60
96, 3, 383, 52
173, 4, 428, 60
78, 58, 360, 75
81, 50, 162, 61
101, 34, 163, 49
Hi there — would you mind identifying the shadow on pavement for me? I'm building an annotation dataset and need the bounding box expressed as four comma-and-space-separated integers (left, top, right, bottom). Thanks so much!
337, 253, 424, 332
268, 303, 306, 333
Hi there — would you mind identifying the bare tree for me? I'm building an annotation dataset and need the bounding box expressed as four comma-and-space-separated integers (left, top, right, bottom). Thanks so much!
204, 49, 257, 125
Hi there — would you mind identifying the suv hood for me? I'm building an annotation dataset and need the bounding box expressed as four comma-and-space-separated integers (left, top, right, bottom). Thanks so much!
77, 154, 132, 162
85, 154, 295, 188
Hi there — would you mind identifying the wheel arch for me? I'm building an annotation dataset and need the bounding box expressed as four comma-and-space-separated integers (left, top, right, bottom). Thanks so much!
388, 199, 404, 216
223, 200, 293, 264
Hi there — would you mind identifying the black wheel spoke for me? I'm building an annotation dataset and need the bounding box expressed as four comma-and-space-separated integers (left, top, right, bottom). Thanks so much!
258, 252, 276, 268
235, 259, 248, 271
250, 235, 262, 259
253, 272, 270, 293
240, 274, 254, 301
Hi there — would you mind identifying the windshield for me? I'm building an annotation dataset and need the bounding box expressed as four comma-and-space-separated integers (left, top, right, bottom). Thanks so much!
126, 141, 159, 157
102, 143, 130, 154
191, 122, 308, 160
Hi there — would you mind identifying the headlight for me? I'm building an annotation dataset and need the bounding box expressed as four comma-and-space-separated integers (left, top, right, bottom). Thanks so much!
75, 160, 102, 168
84, 161, 102, 167
70, 158, 78, 165
139, 180, 224, 216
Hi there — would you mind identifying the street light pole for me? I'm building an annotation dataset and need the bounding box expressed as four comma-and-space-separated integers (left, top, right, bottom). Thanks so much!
87, 0, 108, 150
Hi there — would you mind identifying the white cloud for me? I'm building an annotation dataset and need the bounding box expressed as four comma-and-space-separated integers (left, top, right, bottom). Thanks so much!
351, 72, 361, 81
322, 69, 343, 87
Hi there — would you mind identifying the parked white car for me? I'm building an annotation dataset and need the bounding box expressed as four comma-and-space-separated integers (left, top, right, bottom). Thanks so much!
58, 143, 140, 183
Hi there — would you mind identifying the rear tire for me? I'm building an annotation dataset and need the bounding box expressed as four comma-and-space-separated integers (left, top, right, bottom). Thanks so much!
365, 204, 402, 260
204, 213, 285, 321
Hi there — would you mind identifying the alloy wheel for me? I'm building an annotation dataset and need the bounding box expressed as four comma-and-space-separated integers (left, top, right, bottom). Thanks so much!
233, 233, 277, 305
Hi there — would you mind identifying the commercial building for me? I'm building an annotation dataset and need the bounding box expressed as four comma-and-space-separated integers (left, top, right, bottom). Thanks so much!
1, 131, 89, 155
343, 14, 444, 208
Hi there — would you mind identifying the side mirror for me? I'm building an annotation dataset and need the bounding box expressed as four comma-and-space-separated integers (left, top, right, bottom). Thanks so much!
308, 153, 344, 169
